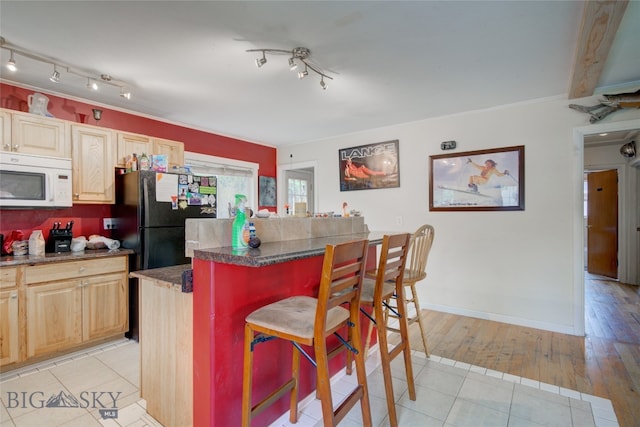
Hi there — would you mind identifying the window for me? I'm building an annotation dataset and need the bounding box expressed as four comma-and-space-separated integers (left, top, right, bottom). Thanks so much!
184, 152, 258, 218
285, 168, 314, 213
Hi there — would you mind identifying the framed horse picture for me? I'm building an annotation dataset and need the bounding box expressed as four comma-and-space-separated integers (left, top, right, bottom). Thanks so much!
339, 140, 400, 191
429, 145, 524, 211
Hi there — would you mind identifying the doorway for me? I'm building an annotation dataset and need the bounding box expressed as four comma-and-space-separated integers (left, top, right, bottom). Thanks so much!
277, 160, 318, 216
574, 119, 640, 336
284, 168, 314, 214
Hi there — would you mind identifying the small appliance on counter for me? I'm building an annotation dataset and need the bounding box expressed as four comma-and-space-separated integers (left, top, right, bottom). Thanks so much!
46, 221, 73, 253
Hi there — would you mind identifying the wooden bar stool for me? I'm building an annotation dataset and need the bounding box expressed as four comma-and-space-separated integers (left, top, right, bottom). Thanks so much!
241, 239, 372, 427
357, 233, 415, 427
384, 224, 435, 356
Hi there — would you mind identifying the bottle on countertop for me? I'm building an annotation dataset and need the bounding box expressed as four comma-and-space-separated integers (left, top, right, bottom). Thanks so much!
231, 194, 249, 249
131, 153, 138, 171
139, 153, 150, 170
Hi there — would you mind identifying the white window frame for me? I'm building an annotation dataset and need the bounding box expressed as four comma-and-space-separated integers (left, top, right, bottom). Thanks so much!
184, 151, 259, 216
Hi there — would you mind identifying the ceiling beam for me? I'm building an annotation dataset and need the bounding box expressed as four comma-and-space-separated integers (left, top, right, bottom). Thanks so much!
568, 0, 629, 99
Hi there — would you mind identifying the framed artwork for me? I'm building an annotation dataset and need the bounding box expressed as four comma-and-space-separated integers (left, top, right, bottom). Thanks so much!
429, 145, 524, 211
259, 176, 276, 207
339, 140, 400, 191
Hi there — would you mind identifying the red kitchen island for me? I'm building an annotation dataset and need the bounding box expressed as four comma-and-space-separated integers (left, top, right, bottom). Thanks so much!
192, 232, 384, 426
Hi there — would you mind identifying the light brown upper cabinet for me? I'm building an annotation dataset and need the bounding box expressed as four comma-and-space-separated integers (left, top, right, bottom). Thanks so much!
71, 125, 116, 204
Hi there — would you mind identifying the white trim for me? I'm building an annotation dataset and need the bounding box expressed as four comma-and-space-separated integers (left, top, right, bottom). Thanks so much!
572, 118, 640, 337
277, 160, 319, 214
184, 151, 259, 212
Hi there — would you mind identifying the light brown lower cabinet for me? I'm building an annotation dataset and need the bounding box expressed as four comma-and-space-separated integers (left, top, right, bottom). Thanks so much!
0, 255, 128, 369
0, 288, 19, 365
137, 273, 192, 427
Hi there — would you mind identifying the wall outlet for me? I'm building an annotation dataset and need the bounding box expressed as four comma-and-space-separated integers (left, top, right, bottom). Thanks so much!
103, 218, 118, 230
395, 216, 403, 226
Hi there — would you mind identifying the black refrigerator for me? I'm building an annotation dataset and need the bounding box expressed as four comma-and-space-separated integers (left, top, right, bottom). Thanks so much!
113, 170, 216, 339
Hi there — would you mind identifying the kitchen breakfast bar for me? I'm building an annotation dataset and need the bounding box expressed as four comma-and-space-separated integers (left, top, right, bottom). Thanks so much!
186, 217, 382, 426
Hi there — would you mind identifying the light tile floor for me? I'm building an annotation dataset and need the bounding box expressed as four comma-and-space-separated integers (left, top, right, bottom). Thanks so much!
0, 339, 619, 427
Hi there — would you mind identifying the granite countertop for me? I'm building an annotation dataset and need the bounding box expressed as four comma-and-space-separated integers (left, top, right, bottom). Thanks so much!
0, 248, 134, 267
193, 231, 391, 268
129, 264, 192, 290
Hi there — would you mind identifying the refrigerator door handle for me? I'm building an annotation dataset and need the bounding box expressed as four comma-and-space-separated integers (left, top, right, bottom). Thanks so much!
142, 175, 151, 228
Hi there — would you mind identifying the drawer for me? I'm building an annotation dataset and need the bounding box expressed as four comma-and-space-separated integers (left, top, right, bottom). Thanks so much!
25, 256, 127, 285
0, 267, 18, 289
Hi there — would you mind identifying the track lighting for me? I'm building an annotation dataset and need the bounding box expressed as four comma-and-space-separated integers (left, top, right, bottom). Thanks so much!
6, 50, 17, 72
247, 46, 333, 90
0, 36, 132, 100
120, 87, 131, 100
87, 78, 98, 91
297, 65, 308, 79
255, 52, 267, 68
49, 66, 60, 83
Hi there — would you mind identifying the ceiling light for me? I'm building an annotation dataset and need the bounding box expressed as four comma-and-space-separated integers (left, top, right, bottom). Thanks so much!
6, 50, 17, 72
298, 65, 308, 79
49, 66, 60, 83
255, 52, 267, 68
120, 87, 131, 99
0, 36, 132, 100
247, 46, 333, 90
87, 78, 98, 91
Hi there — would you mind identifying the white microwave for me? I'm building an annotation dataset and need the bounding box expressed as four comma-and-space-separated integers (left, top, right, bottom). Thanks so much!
0, 152, 73, 208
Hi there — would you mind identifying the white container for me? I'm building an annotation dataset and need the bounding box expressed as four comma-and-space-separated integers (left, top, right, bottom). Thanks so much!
28, 230, 45, 256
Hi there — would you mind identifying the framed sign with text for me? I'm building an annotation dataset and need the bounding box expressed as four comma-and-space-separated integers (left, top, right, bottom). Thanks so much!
339, 140, 400, 191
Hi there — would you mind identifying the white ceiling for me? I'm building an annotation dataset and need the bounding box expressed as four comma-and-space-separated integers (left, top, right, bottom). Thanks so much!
1, 1, 639, 147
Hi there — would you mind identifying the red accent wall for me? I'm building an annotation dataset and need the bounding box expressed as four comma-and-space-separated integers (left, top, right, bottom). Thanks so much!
0, 83, 277, 250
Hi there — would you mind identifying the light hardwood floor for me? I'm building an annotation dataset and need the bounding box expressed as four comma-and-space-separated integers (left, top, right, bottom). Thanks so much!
412, 274, 639, 427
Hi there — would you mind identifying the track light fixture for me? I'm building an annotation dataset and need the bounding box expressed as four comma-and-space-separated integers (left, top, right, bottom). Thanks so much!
120, 87, 131, 99
255, 51, 267, 68
297, 65, 308, 80
87, 78, 98, 91
49, 66, 60, 83
0, 36, 132, 100
7, 50, 17, 72
247, 46, 333, 89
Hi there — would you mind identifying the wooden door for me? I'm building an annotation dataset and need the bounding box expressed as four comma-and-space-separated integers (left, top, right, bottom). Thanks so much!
71, 125, 116, 203
82, 272, 128, 341
27, 280, 82, 357
117, 132, 152, 166
153, 137, 184, 169
0, 289, 19, 366
11, 112, 70, 157
587, 169, 618, 278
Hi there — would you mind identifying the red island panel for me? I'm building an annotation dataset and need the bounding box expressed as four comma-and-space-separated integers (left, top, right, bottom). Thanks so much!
192, 248, 376, 426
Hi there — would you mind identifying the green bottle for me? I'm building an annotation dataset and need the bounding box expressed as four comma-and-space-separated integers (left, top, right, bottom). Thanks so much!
231, 194, 249, 249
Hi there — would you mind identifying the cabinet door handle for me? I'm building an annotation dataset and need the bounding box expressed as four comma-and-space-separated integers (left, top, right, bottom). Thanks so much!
79, 267, 86, 273
13, 145, 19, 150
10, 293, 17, 299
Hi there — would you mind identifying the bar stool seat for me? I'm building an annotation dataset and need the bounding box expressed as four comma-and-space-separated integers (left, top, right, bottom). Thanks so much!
245, 295, 350, 339
242, 239, 373, 427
